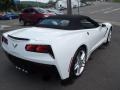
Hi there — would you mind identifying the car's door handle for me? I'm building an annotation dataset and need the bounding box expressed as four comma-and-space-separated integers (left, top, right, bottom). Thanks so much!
87, 32, 89, 35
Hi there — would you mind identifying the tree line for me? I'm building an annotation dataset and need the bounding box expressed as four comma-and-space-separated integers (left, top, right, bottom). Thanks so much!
0, 0, 48, 11
0, 0, 16, 11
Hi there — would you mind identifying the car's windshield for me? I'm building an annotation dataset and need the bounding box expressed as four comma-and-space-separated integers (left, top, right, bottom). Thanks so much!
49, 9, 59, 13
36, 8, 48, 13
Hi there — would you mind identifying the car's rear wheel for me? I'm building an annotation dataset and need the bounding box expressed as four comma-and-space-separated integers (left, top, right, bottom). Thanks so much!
71, 47, 86, 78
61, 47, 87, 85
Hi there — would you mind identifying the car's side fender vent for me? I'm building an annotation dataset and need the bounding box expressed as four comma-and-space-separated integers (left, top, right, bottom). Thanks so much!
8, 35, 30, 41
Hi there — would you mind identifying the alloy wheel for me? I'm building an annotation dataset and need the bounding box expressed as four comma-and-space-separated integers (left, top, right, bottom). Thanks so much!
74, 50, 86, 76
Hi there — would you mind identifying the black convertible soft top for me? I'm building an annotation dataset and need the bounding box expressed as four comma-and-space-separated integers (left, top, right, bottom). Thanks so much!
46, 15, 89, 20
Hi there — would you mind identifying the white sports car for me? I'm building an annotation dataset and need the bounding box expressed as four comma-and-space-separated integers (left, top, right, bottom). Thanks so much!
1, 15, 112, 81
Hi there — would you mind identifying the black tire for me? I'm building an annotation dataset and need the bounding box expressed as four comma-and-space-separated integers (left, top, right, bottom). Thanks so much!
9, 17, 12, 20
19, 20, 26, 26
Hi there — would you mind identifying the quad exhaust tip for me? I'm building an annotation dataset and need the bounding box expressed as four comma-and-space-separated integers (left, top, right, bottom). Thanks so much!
15, 66, 28, 74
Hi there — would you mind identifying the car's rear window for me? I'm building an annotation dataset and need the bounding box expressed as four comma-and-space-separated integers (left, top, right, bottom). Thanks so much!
37, 18, 81, 30
39, 19, 70, 27
37, 16, 99, 30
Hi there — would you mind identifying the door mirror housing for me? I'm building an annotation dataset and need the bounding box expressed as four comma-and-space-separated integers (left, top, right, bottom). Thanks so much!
101, 24, 106, 27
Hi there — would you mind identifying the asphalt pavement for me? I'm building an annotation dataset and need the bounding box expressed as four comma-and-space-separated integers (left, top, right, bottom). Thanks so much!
72, 2, 120, 26
0, 2, 120, 90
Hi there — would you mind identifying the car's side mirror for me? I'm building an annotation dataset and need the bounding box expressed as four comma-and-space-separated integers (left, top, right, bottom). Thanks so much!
101, 24, 106, 27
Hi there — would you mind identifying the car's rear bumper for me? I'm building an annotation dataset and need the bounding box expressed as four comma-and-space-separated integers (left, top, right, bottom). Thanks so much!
2, 43, 55, 65
5, 52, 60, 76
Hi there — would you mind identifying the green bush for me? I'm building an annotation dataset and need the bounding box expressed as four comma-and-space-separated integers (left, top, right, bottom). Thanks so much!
113, 0, 120, 2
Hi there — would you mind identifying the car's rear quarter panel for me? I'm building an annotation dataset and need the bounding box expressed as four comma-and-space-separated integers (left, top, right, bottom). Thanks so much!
51, 31, 91, 79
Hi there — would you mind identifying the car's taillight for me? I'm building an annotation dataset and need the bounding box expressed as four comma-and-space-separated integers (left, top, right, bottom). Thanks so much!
25, 45, 55, 58
1, 36, 8, 44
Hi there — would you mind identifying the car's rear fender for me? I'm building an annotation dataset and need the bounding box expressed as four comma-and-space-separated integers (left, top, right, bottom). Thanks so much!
51, 32, 90, 79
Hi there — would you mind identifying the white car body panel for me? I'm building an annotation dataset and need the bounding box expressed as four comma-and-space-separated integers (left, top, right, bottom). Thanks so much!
2, 22, 112, 80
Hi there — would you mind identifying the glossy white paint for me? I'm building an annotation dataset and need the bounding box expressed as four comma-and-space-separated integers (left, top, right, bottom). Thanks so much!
2, 22, 112, 80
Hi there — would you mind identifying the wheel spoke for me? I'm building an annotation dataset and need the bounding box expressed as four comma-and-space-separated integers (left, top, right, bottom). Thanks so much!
81, 63, 85, 67
81, 51, 85, 60
74, 63, 79, 70
108, 31, 112, 42
76, 66, 81, 75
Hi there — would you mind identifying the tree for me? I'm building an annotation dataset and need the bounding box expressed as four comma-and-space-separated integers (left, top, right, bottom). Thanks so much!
0, 0, 12, 11
0, 0, 18, 11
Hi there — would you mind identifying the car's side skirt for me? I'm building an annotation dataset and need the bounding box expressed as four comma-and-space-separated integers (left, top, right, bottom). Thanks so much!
87, 37, 106, 61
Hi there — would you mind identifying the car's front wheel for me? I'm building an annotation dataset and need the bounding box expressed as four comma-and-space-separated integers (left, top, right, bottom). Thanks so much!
9, 16, 12, 20
19, 20, 26, 26
105, 28, 112, 45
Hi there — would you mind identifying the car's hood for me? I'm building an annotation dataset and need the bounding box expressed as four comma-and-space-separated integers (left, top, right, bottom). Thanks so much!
7, 27, 74, 41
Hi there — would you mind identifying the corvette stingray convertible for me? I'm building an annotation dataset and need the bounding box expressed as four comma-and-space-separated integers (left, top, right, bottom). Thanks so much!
1, 15, 112, 81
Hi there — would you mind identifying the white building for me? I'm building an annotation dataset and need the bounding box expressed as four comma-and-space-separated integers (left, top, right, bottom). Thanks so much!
19, 0, 50, 3
55, 0, 81, 10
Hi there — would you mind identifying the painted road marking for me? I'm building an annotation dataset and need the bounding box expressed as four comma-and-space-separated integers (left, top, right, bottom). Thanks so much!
104, 8, 120, 14
90, 7, 113, 14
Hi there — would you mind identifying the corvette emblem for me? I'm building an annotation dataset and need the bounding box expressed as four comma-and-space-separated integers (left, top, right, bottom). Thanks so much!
12, 43, 18, 48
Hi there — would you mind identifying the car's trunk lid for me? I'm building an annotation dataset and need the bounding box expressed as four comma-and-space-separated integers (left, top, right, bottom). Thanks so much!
8, 27, 71, 41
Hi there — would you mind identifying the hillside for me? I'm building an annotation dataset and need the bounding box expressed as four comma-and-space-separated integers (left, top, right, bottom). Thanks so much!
19, 1, 48, 8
